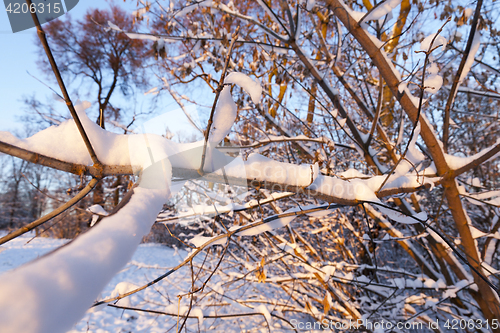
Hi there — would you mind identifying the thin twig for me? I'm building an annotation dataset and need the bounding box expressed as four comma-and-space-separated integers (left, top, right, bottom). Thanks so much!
164, 225, 196, 249
199, 27, 240, 175
365, 75, 383, 147
20, 172, 92, 215
177, 260, 195, 332
179, 239, 231, 298
106, 303, 298, 331
26, 70, 64, 101
0, 178, 99, 246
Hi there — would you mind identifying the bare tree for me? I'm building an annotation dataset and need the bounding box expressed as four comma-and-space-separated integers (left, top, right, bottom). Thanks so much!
35, 5, 151, 208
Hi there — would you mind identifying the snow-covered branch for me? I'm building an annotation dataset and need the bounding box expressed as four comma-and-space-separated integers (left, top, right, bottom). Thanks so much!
0, 111, 438, 207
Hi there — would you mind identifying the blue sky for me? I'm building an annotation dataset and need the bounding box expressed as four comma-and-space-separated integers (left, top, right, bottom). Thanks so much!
0, 10, 39, 131
0, 0, 202, 140
0, 1, 116, 131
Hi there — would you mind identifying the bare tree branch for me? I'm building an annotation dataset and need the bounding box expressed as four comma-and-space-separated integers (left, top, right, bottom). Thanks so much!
0, 178, 99, 246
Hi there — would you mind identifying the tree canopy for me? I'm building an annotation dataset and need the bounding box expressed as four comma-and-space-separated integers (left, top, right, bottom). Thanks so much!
37, 5, 150, 126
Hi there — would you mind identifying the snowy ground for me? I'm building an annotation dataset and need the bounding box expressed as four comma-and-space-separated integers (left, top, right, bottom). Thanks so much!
0, 233, 298, 333
0, 234, 183, 332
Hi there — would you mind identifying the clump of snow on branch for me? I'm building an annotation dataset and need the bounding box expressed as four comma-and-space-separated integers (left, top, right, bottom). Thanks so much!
87, 204, 109, 227
406, 123, 426, 165
209, 72, 261, 143
220, 153, 319, 187
363, 0, 402, 22
444, 137, 500, 170
174, 0, 212, 18
209, 86, 237, 143
306, 0, 316, 11
109, 282, 140, 307
418, 33, 448, 94
423, 62, 443, 94
224, 72, 262, 104
106, 21, 121, 32
464, 8, 474, 19
420, 33, 447, 52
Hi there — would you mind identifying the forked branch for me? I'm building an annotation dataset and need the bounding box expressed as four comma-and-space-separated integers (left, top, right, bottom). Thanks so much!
26, 0, 101, 170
